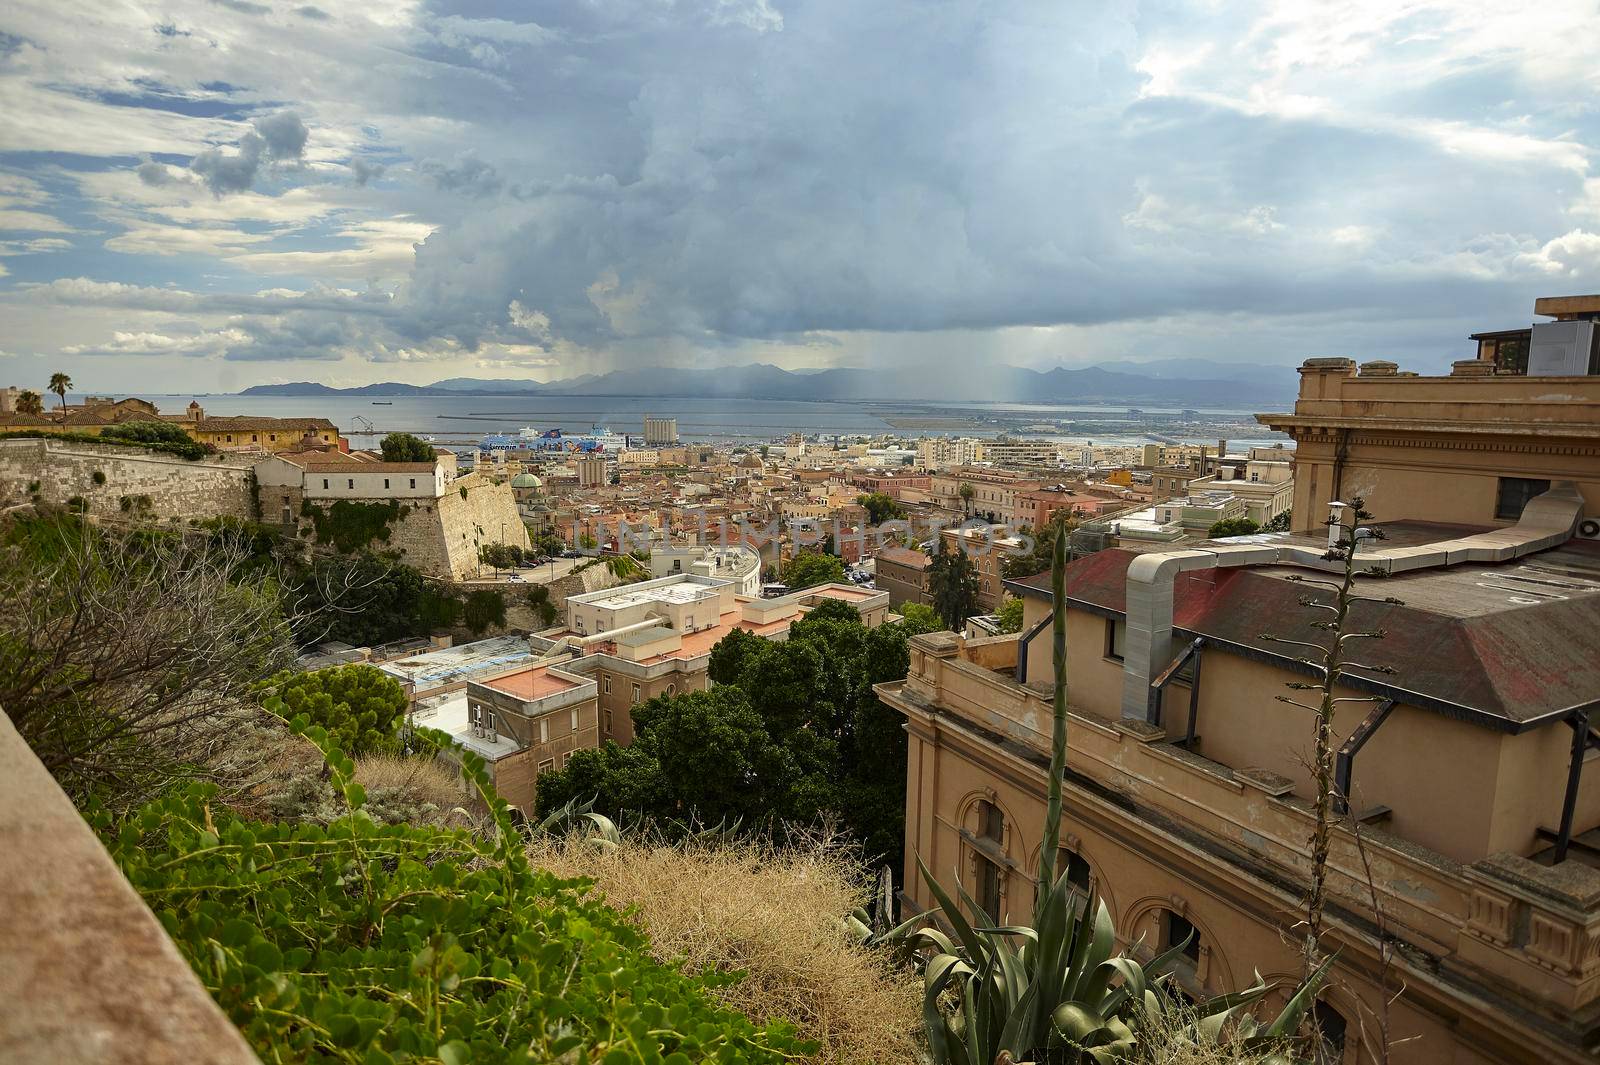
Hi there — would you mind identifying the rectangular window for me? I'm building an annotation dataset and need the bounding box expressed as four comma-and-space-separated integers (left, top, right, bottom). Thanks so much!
602, 674, 611, 694
631, 683, 641, 704
347, 479, 354, 490
409, 478, 416, 489
322, 479, 329, 490
1106, 618, 1126, 661
384, 478, 390, 489
538, 759, 554, 774
1496, 477, 1551, 521
605, 708, 614, 734
538, 718, 549, 744
570, 708, 579, 732
252, 434, 258, 442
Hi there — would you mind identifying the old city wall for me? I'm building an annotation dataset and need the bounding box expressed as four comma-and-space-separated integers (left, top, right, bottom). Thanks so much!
384, 473, 530, 579
0, 438, 256, 522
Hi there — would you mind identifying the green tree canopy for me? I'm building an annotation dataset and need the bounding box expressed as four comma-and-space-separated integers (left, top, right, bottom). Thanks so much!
707, 626, 766, 685
537, 603, 919, 867
897, 602, 943, 634
16, 390, 42, 415
782, 549, 845, 589
995, 596, 1025, 633
1265, 509, 1293, 532
259, 663, 407, 756
290, 554, 460, 647
1208, 516, 1262, 539
928, 539, 980, 630
379, 432, 438, 462
855, 492, 907, 524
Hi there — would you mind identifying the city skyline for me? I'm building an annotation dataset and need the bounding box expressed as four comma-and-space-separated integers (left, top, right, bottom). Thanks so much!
2, 1, 1598, 393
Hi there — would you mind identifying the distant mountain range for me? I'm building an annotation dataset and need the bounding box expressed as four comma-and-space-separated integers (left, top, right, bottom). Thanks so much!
239, 360, 1297, 406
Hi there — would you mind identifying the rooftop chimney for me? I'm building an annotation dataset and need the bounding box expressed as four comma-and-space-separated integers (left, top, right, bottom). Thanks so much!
1327, 501, 1347, 549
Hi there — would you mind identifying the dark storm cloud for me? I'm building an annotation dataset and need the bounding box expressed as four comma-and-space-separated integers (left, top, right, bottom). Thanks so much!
136, 159, 175, 186
188, 110, 308, 195
418, 152, 502, 197
350, 157, 384, 186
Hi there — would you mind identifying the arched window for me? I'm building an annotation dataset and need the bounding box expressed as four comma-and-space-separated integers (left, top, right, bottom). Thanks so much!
1312, 1001, 1348, 1065
1035, 847, 1093, 908
973, 799, 1005, 921
1162, 910, 1201, 967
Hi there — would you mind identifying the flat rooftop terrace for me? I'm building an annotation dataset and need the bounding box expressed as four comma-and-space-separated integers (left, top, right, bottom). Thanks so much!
477, 665, 582, 702
584, 583, 721, 609
379, 636, 533, 689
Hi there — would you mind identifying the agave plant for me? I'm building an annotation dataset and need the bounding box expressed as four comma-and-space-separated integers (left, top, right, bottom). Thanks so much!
900, 530, 1332, 1063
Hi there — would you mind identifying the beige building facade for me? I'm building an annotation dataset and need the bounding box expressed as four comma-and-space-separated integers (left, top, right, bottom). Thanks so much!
1261, 357, 1600, 535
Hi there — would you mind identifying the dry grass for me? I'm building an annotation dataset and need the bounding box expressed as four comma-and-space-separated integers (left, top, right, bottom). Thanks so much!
1139, 1004, 1297, 1065
353, 753, 465, 810
527, 831, 922, 1065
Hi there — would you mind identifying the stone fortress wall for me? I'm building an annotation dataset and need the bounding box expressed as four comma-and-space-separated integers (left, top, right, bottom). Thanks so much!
379, 472, 530, 580
0, 438, 256, 522
0, 440, 529, 582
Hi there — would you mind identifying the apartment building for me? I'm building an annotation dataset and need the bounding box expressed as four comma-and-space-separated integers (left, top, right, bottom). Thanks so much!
930, 468, 1042, 525
917, 437, 981, 469
544, 573, 889, 747
459, 662, 599, 812
874, 546, 931, 608
882, 323, 1600, 1065
975, 440, 1060, 467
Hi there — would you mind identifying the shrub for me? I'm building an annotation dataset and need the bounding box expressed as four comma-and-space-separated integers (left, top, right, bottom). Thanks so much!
0, 427, 208, 461
65, 495, 88, 513
257, 663, 408, 756
462, 588, 506, 634
100, 420, 211, 460
995, 595, 1025, 633
92, 726, 807, 1065
303, 499, 402, 553
1208, 516, 1262, 539
91, 469, 106, 485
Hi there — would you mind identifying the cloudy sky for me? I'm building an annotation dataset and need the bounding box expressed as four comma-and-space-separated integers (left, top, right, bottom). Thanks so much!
1, 0, 1597, 393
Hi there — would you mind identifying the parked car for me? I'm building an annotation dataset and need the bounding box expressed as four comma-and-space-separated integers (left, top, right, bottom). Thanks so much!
507, 573, 525, 582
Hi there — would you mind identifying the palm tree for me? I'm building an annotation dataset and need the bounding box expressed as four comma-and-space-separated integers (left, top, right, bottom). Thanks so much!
957, 480, 974, 515
16, 390, 44, 415
48, 373, 72, 410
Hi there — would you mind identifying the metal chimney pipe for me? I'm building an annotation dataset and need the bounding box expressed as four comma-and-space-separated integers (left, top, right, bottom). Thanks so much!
1327, 501, 1347, 549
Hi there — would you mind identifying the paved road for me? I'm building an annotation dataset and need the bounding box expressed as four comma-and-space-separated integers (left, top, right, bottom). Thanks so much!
457, 557, 583, 587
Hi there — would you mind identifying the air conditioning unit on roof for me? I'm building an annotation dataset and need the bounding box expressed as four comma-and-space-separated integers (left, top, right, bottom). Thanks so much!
1577, 517, 1600, 541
